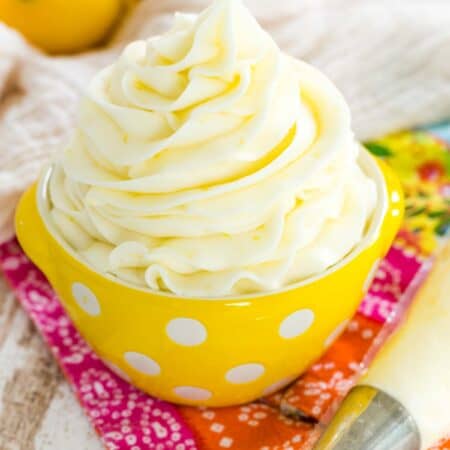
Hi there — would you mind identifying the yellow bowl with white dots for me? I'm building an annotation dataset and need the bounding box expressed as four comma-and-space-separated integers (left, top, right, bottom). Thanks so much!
15, 150, 403, 407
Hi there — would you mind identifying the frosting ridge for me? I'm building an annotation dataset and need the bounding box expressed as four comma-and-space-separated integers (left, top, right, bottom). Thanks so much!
49, 0, 377, 296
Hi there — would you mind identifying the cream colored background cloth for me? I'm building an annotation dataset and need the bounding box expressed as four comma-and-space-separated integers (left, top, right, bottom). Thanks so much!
0, 0, 449, 243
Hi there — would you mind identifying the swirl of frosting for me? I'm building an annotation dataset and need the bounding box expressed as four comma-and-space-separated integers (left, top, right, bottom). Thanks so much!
49, 0, 377, 297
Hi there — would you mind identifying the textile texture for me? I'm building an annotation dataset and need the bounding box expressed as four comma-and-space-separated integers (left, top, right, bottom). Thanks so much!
1, 0, 450, 242
0, 128, 448, 449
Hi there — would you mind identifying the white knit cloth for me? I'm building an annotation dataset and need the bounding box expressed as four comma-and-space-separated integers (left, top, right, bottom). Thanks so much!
1, 0, 449, 243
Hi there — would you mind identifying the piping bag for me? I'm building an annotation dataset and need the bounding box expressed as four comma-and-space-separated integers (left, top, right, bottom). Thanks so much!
313, 242, 450, 450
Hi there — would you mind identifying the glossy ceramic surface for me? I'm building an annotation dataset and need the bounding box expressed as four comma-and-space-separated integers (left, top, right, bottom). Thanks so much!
15, 151, 403, 406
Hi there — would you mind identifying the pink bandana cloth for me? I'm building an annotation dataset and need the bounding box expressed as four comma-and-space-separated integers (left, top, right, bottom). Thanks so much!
0, 127, 449, 450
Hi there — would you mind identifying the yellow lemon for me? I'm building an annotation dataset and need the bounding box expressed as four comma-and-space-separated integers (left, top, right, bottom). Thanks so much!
0, 0, 126, 54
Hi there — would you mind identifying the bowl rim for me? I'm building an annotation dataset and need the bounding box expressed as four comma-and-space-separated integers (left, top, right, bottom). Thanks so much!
36, 148, 387, 302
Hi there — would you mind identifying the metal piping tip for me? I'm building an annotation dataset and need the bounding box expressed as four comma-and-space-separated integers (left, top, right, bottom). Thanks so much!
313, 385, 421, 450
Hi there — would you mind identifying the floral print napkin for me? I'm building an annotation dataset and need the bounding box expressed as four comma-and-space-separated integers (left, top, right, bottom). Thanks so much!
0, 127, 448, 450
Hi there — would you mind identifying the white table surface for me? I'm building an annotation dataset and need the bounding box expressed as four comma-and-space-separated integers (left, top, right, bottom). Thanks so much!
0, 275, 103, 450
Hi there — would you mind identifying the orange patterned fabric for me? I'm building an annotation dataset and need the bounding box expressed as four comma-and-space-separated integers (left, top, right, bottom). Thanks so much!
0, 129, 447, 450
178, 314, 382, 450
177, 129, 450, 450
281, 315, 382, 422
180, 403, 314, 450
179, 313, 449, 449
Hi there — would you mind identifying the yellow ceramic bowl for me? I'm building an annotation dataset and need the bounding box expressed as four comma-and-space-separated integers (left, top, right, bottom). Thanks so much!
15, 150, 403, 407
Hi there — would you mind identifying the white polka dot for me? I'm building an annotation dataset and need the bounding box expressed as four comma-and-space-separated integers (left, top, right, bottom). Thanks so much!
166, 318, 207, 346
262, 376, 297, 396
225, 363, 265, 384
71, 282, 101, 316
324, 319, 350, 348
363, 259, 381, 292
124, 352, 160, 376
279, 309, 314, 339
103, 360, 131, 382
173, 386, 212, 402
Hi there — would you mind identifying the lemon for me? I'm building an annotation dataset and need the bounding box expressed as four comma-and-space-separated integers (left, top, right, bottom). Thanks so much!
0, 0, 125, 54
